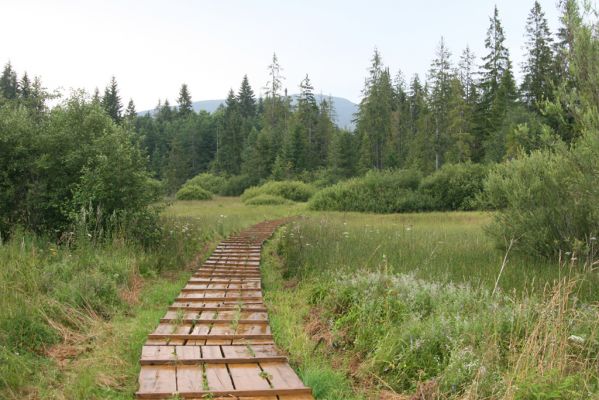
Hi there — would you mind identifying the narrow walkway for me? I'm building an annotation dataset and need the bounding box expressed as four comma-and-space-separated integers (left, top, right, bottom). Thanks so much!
136, 219, 313, 399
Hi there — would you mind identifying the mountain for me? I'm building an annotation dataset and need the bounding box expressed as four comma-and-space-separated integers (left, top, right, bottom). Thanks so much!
141, 95, 358, 130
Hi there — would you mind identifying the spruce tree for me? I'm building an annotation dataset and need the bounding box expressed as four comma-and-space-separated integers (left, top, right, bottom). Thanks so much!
19, 72, 31, 99
296, 74, 320, 168
215, 90, 243, 174
356, 49, 394, 170
237, 75, 256, 119
102, 76, 123, 123
428, 37, 453, 169
177, 83, 193, 116
125, 99, 137, 121
0, 62, 18, 100
521, 1, 554, 109
476, 6, 517, 161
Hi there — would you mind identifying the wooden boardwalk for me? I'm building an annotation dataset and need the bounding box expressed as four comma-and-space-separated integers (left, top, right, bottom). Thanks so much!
136, 219, 314, 399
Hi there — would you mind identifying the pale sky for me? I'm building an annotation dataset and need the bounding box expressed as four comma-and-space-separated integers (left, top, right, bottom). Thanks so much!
1, 0, 569, 110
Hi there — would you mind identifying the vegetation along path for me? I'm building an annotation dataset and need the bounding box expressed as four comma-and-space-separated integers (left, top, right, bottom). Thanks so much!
136, 219, 313, 399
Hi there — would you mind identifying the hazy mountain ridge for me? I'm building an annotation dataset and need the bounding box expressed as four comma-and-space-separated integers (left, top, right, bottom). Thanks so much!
141, 95, 358, 130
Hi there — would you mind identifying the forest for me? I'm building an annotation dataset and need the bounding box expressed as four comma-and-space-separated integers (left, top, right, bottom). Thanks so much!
0, 0, 598, 399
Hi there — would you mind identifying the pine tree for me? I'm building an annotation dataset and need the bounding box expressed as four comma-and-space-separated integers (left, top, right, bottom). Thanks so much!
157, 99, 174, 123
215, 90, 243, 174
521, 1, 554, 109
458, 46, 477, 106
356, 49, 394, 170
19, 72, 31, 99
177, 83, 193, 116
91, 87, 101, 105
237, 75, 256, 119
476, 6, 517, 161
125, 99, 137, 121
0, 62, 18, 100
428, 37, 453, 169
296, 74, 320, 168
102, 76, 122, 123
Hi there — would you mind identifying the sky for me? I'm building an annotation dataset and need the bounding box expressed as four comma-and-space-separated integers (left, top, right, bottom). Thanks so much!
1, 0, 569, 111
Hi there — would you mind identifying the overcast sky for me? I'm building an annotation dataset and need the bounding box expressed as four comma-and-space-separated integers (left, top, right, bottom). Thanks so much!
1, 0, 569, 110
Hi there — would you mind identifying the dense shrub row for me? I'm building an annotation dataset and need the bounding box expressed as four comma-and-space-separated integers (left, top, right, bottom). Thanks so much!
244, 194, 290, 206
241, 181, 316, 203
179, 173, 258, 197
308, 164, 487, 213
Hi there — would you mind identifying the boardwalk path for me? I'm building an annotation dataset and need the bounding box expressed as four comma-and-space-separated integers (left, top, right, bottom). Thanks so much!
136, 219, 313, 399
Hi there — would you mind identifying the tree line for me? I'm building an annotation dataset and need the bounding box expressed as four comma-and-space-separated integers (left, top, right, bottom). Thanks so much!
0, 0, 587, 200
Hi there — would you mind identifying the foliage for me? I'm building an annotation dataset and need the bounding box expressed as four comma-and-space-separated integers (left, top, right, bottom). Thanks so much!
175, 184, 212, 201
270, 216, 598, 397
241, 181, 316, 203
484, 135, 599, 259
219, 174, 259, 196
308, 169, 431, 213
0, 93, 157, 236
419, 162, 488, 211
185, 173, 227, 194
244, 194, 291, 206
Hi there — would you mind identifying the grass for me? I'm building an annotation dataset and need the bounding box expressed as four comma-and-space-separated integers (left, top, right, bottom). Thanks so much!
3, 197, 597, 399
263, 212, 599, 398
0, 197, 301, 399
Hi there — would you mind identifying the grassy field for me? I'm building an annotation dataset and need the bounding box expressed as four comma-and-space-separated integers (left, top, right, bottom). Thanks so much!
1, 198, 596, 399
261, 211, 598, 399
0, 197, 300, 399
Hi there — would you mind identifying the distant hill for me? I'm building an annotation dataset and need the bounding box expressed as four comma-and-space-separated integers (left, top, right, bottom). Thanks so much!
140, 95, 358, 130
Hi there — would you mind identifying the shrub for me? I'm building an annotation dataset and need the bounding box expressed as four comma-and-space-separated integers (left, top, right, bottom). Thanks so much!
185, 173, 227, 194
244, 194, 291, 206
0, 95, 157, 236
484, 133, 599, 259
419, 162, 488, 211
241, 180, 316, 203
175, 185, 212, 201
219, 174, 259, 196
308, 169, 432, 213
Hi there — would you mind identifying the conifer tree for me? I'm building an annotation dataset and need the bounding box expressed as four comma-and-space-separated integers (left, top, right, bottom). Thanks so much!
521, 1, 554, 109
237, 75, 256, 119
177, 83, 193, 116
476, 6, 517, 161
102, 76, 122, 123
91, 87, 101, 105
428, 37, 453, 169
215, 90, 243, 174
125, 99, 137, 121
0, 62, 18, 100
19, 72, 31, 99
296, 74, 320, 168
356, 49, 394, 170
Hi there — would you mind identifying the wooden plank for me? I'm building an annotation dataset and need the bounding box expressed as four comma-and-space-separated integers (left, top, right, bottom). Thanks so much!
138, 365, 176, 395
228, 363, 271, 391
259, 362, 306, 390
147, 333, 273, 340
205, 363, 235, 391
176, 365, 203, 392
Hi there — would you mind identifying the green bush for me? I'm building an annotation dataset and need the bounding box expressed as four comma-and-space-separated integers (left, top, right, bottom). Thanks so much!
244, 194, 291, 206
185, 173, 227, 194
241, 180, 316, 203
484, 133, 599, 259
419, 162, 488, 211
0, 94, 157, 236
175, 184, 212, 201
219, 174, 259, 196
308, 169, 432, 213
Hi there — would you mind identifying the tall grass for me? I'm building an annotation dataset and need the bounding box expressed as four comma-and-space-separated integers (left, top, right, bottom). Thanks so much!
265, 213, 599, 398
0, 197, 302, 398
